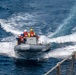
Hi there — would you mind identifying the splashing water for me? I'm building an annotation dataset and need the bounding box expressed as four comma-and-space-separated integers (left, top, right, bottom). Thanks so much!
47, 33, 76, 43
38, 35, 48, 44
0, 42, 15, 57
0, 13, 37, 35
47, 44, 76, 58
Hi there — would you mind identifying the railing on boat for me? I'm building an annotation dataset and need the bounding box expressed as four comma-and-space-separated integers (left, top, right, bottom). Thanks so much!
44, 51, 76, 75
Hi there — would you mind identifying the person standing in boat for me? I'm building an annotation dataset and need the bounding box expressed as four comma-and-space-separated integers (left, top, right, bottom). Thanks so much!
23, 29, 28, 43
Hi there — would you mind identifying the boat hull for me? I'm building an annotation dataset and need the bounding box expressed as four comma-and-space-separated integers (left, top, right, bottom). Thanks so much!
14, 44, 51, 60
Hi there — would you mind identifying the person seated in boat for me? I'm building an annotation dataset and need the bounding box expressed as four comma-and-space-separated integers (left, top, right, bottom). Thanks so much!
23, 29, 28, 43
30, 28, 36, 37
17, 35, 24, 45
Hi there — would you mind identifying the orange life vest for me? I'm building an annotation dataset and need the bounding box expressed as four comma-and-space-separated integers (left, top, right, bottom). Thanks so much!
30, 31, 35, 37
23, 32, 28, 38
19, 36, 24, 42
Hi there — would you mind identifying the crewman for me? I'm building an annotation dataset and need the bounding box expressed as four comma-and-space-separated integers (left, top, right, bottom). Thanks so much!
23, 29, 28, 43
23, 29, 28, 38
30, 28, 36, 37
28, 32, 30, 37
17, 35, 24, 45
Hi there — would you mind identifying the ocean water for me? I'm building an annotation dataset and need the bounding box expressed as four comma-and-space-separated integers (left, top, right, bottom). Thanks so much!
0, 0, 76, 75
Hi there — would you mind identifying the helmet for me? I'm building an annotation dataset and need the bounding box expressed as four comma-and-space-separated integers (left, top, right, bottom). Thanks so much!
30, 28, 33, 31
24, 29, 27, 32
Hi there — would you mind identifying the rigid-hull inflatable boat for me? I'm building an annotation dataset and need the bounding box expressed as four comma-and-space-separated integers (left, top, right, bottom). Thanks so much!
14, 37, 50, 60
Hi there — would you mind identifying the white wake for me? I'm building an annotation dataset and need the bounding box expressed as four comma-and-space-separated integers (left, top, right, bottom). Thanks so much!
0, 12, 76, 59
47, 33, 76, 43
0, 42, 15, 57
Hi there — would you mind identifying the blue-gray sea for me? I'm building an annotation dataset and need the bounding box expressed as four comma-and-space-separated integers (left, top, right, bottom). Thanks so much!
0, 0, 76, 75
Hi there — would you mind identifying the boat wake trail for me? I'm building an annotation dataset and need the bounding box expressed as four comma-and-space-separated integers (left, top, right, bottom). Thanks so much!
0, 13, 37, 35
41, 33, 76, 59
0, 13, 45, 35
47, 33, 76, 44
0, 41, 15, 57
47, 44, 76, 58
